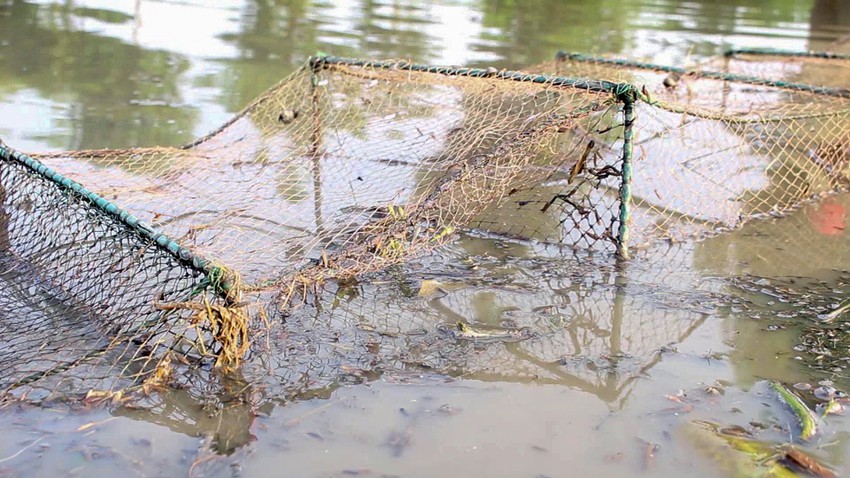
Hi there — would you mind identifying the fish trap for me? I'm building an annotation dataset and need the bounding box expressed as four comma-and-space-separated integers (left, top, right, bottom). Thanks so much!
1, 53, 848, 402
527, 50, 850, 248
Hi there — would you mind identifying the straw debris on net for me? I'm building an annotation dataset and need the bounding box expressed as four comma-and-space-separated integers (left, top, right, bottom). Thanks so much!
2, 51, 850, 404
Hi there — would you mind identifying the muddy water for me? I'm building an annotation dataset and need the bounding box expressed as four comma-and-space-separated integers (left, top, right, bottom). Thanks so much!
2, 1, 850, 477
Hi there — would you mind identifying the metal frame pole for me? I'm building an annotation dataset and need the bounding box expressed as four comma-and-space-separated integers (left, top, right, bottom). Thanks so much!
616, 96, 635, 259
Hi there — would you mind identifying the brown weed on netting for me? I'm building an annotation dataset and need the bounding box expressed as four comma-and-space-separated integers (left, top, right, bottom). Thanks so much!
4, 53, 850, 405
1, 57, 630, 402
33, 59, 628, 283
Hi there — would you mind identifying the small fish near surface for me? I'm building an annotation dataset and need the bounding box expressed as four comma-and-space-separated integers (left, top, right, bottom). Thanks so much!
437, 321, 536, 343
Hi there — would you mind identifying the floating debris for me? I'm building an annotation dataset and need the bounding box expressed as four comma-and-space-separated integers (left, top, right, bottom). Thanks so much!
664, 390, 687, 403
779, 445, 837, 478
417, 279, 445, 297
769, 382, 820, 442
436, 321, 535, 343
436, 404, 462, 416
0, 437, 46, 466
817, 399, 844, 417
818, 299, 850, 323
717, 425, 752, 438
603, 451, 624, 463
813, 386, 837, 401
385, 428, 413, 458
663, 71, 682, 89
277, 109, 300, 124
639, 439, 659, 472
681, 420, 799, 478
705, 384, 725, 396
76, 417, 118, 432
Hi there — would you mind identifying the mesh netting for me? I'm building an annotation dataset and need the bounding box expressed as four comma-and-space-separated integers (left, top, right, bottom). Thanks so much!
529, 51, 850, 248
0, 150, 247, 403
32, 59, 628, 283
1, 57, 633, 401
2, 53, 850, 403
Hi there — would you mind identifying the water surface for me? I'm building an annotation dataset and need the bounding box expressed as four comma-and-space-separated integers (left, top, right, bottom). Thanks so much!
1, 1, 850, 477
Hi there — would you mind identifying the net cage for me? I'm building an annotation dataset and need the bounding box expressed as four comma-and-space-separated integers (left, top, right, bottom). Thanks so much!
0, 56, 638, 402
531, 49, 850, 250
0, 149, 248, 403
0, 51, 848, 404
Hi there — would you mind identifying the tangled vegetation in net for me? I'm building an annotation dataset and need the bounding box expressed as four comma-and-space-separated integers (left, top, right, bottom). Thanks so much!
1, 50, 849, 404
532, 50, 850, 249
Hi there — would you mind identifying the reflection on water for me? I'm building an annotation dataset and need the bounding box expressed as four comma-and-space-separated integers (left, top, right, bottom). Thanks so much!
0, 0, 838, 153
2, 0, 850, 477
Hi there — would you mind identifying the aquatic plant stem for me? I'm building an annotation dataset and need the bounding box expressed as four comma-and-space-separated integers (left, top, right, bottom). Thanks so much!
770, 382, 819, 442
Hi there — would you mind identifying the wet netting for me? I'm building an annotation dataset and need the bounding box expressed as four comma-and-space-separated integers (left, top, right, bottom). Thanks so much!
1, 52, 849, 403
0, 56, 635, 402
264, 240, 719, 410
533, 50, 850, 248
0, 150, 248, 403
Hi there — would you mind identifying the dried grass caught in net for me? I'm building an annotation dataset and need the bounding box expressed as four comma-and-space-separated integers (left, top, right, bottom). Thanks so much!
1, 56, 630, 402
3, 51, 850, 405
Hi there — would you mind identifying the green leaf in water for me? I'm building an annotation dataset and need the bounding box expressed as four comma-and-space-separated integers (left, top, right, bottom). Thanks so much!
769, 382, 819, 442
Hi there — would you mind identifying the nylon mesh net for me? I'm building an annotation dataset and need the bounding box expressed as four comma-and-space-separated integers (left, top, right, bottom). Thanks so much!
2, 53, 849, 405
0, 151, 243, 403
710, 49, 850, 90
0, 57, 626, 402
33, 59, 625, 284
530, 52, 850, 248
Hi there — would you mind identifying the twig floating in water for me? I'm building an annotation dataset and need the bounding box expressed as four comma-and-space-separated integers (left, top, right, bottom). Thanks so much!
0, 437, 45, 464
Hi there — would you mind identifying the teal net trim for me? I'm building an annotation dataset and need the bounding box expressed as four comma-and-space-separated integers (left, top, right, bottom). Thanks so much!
556, 51, 850, 99
6, 53, 850, 406
0, 146, 226, 401
724, 48, 850, 61
314, 55, 643, 100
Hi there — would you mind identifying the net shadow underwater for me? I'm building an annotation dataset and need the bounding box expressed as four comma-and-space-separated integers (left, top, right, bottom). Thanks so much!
0, 50, 848, 414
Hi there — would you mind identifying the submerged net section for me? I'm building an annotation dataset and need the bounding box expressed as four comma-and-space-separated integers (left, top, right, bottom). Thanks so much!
32, 58, 635, 286
5, 52, 850, 404
526, 52, 850, 248
0, 148, 248, 403
250, 237, 721, 410
2, 57, 639, 400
